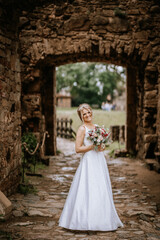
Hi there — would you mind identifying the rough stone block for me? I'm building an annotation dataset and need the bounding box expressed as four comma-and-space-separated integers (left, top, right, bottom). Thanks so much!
0, 49, 5, 57
145, 90, 157, 99
107, 16, 129, 33
102, 9, 113, 16
144, 98, 157, 108
93, 15, 109, 25
144, 134, 157, 143
145, 66, 157, 73
64, 15, 90, 32
104, 42, 111, 55
133, 31, 148, 40
150, 5, 160, 13
142, 44, 151, 61
0, 191, 12, 220
144, 82, 155, 91
127, 9, 139, 15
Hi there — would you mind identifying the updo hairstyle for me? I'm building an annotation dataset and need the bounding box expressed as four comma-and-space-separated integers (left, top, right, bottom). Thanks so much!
77, 103, 92, 122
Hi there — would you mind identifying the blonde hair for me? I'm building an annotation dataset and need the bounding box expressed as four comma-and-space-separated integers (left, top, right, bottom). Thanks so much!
77, 103, 92, 121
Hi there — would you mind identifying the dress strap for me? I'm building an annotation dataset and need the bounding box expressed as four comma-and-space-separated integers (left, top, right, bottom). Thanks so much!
83, 125, 88, 130
83, 124, 96, 131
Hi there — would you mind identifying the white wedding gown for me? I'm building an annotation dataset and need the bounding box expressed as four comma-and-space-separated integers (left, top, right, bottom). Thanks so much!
59, 125, 124, 231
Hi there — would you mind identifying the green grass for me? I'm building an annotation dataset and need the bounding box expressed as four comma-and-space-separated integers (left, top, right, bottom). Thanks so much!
107, 141, 125, 151
57, 107, 126, 132
107, 141, 125, 157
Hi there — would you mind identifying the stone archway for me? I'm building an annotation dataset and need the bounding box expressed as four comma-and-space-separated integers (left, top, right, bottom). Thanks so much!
19, 0, 159, 159
22, 54, 138, 157
1, 0, 160, 195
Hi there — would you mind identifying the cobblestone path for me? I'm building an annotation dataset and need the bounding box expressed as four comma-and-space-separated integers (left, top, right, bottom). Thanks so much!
0, 138, 160, 240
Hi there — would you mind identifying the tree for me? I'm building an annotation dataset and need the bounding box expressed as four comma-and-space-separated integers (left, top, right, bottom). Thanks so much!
56, 62, 126, 107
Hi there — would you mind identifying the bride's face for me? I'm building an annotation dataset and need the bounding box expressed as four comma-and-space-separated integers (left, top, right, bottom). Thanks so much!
82, 108, 92, 123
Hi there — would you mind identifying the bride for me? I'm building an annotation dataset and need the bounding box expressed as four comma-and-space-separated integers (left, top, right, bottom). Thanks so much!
59, 103, 124, 231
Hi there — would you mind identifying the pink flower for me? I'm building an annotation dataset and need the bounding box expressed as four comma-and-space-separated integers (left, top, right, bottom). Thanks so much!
87, 126, 110, 147
98, 135, 103, 141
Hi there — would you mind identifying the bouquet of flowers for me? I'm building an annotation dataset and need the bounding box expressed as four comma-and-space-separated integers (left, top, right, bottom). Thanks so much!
88, 125, 111, 150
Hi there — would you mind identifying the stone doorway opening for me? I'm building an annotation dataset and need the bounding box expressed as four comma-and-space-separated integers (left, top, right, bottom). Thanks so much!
22, 59, 137, 158
55, 62, 127, 152
19, 0, 157, 163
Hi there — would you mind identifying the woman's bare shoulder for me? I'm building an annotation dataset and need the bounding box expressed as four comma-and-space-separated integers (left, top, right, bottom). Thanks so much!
77, 125, 85, 133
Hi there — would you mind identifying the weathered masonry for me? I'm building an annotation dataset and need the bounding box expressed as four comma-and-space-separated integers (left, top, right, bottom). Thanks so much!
0, 0, 160, 195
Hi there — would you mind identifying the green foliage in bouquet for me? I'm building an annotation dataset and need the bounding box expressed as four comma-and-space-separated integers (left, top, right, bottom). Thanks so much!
88, 125, 111, 151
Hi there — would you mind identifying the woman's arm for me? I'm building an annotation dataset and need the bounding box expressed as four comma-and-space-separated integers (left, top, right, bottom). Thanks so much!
75, 126, 94, 153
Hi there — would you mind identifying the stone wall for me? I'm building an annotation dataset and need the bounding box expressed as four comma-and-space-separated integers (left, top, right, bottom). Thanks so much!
0, 2, 21, 195
19, 0, 160, 159
0, 0, 160, 195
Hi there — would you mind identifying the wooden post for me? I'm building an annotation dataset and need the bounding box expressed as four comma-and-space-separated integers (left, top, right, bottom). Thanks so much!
53, 66, 57, 155
126, 67, 137, 153
57, 118, 60, 137
120, 125, 125, 144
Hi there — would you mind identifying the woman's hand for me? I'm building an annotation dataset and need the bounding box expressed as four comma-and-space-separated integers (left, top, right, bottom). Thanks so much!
90, 144, 95, 151
97, 144, 105, 152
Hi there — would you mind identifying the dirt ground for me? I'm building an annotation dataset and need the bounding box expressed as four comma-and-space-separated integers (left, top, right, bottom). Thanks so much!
131, 161, 160, 207
0, 137, 160, 240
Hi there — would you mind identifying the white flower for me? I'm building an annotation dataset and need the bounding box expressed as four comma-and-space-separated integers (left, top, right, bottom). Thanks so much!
99, 135, 103, 141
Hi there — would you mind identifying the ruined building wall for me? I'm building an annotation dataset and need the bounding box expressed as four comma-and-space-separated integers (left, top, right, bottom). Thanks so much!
0, 3, 21, 195
19, 0, 160, 159
0, 0, 160, 195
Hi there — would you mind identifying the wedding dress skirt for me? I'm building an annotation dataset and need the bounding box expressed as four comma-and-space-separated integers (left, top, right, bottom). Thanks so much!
59, 126, 124, 231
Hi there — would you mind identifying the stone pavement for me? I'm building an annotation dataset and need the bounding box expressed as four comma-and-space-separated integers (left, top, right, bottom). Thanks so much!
0, 137, 160, 240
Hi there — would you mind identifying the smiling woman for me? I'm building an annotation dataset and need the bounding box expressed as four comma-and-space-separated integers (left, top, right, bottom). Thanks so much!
77, 103, 93, 122
59, 103, 124, 231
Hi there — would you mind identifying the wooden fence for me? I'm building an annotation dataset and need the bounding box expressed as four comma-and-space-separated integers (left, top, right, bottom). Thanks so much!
110, 125, 125, 143
57, 118, 76, 139
57, 119, 125, 142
